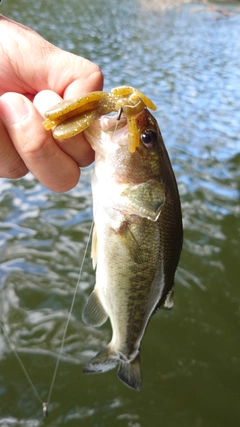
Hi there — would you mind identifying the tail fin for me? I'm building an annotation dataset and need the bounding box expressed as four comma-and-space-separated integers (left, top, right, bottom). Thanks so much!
83, 348, 142, 391
118, 352, 142, 391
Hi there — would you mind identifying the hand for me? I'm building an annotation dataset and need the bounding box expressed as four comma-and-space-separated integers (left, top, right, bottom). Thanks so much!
0, 15, 103, 191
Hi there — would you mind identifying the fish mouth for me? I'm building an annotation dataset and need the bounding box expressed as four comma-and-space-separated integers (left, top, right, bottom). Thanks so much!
98, 114, 127, 132
84, 113, 129, 151
98, 114, 129, 144
84, 112, 135, 155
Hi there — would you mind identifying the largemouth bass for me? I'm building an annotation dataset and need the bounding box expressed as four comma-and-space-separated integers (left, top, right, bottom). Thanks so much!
82, 107, 183, 391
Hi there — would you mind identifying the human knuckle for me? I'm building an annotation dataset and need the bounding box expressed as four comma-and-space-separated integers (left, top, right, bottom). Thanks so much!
0, 160, 28, 179
21, 135, 52, 160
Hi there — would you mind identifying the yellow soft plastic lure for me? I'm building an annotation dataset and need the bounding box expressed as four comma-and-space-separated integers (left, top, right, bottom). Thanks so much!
43, 86, 157, 153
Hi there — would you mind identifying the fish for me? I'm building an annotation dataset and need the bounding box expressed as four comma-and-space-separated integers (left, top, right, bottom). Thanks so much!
82, 107, 183, 391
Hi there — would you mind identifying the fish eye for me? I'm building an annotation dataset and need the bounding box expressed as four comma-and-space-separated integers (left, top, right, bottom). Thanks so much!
140, 129, 157, 149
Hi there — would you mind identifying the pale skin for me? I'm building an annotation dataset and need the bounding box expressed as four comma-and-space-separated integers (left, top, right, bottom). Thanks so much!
0, 15, 103, 192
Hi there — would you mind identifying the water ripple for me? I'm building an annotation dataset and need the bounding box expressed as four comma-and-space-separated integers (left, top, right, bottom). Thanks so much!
0, 0, 240, 425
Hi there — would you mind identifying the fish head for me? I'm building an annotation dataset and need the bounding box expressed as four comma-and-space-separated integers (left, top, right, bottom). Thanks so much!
84, 107, 169, 187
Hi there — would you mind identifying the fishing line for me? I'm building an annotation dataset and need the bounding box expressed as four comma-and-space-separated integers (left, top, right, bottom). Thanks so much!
0, 221, 93, 417
0, 322, 44, 407
46, 220, 94, 411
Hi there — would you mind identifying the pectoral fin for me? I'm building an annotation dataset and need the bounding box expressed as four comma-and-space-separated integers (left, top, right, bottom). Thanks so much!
118, 223, 144, 264
82, 289, 108, 326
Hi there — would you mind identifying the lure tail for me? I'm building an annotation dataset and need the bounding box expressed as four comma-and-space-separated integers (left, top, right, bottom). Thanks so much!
83, 347, 142, 391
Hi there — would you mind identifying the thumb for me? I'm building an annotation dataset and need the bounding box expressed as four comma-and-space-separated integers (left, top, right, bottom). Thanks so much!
0, 92, 81, 191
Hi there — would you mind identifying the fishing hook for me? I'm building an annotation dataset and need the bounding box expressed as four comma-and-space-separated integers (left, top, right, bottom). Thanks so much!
117, 106, 123, 121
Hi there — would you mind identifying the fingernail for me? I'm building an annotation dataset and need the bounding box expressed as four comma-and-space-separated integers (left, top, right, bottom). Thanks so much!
0, 94, 30, 124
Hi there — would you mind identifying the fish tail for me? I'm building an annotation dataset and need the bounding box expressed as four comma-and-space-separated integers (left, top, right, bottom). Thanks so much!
83, 348, 142, 391
117, 352, 142, 391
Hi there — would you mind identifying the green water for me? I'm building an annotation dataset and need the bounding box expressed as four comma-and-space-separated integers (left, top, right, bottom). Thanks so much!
0, 0, 240, 426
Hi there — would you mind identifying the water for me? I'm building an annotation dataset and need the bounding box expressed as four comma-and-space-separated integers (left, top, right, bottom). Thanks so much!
0, 0, 240, 425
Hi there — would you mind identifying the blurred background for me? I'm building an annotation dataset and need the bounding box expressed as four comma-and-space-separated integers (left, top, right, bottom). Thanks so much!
0, 0, 240, 426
